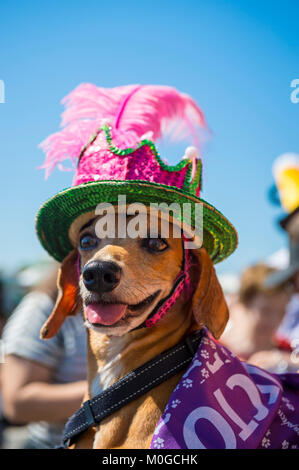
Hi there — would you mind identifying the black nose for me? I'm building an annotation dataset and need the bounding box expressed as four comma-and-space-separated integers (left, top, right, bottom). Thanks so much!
82, 261, 122, 293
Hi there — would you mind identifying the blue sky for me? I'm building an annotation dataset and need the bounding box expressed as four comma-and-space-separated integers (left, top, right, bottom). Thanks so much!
0, 0, 298, 275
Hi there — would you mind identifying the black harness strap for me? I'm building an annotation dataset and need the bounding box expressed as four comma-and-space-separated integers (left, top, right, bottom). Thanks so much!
61, 330, 203, 448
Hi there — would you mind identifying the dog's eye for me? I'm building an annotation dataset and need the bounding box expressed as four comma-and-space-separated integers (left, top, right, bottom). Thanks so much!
79, 234, 99, 251
142, 238, 168, 253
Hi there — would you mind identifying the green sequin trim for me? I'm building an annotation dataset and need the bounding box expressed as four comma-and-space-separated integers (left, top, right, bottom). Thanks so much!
77, 125, 202, 195
78, 124, 195, 171
189, 159, 202, 194
102, 125, 192, 172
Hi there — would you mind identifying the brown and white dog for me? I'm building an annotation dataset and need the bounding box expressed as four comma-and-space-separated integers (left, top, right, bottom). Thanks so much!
40, 212, 228, 449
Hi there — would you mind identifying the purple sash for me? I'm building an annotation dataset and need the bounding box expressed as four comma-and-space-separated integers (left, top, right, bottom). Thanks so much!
150, 329, 299, 449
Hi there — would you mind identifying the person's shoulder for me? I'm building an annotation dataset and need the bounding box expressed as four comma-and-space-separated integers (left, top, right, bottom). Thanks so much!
17, 290, 54, 317
60, 311, 85, 336
3, 291, 55, 338
2, 291, 64, 367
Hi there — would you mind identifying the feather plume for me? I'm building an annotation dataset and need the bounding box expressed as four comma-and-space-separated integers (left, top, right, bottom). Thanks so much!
40, 83, 207, 177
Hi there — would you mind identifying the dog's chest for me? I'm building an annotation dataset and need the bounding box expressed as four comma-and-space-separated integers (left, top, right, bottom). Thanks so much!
90, 337, 128, 397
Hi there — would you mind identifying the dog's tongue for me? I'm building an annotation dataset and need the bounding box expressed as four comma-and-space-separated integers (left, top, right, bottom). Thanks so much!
86, 303, 127, 326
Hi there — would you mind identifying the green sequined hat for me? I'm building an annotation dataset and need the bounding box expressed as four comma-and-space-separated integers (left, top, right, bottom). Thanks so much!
36, 84, 238, 263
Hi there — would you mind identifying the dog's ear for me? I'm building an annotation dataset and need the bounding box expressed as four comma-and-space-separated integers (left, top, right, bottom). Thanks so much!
40, 250, 80, 339
191, 247, 229, 339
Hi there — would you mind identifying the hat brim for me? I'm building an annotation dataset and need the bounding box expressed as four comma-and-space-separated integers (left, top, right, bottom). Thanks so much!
36, 180, 238, 264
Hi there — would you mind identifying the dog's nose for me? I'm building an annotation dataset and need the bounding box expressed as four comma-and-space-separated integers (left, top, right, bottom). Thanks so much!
82, 260, 122, 293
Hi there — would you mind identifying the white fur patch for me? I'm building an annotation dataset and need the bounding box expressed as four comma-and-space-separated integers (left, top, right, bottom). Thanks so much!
89, 335, 129, 396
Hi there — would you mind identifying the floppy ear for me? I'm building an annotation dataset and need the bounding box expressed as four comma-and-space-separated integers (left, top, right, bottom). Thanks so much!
40, 250, 80, 339
191, 247, 229, 339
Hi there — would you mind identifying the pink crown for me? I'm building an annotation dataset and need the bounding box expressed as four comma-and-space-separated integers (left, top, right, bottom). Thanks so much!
74, 126, 202, 196
39, 84, 207, 196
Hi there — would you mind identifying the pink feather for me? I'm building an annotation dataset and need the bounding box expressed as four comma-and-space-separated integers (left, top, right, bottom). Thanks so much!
40, 83, 207, 177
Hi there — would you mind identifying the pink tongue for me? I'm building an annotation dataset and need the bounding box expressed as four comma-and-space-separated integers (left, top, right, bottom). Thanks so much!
86, 303, 127, 326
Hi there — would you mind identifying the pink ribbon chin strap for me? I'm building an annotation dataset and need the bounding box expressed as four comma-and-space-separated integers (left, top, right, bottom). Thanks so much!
145, 244, 193, 328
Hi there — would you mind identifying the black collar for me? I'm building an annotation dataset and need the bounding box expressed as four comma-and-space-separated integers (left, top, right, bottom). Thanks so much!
61, 329, 203, 448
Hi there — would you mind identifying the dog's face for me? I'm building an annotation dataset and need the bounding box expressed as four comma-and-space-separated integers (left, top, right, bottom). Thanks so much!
77, 213, 184, 336
40, 209, 229, 341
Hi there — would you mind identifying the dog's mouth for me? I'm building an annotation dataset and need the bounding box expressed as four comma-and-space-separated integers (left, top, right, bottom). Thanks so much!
85, 290, 161, 327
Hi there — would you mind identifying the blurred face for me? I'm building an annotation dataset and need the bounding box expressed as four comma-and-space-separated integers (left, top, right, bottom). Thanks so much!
247, 290, 289, 332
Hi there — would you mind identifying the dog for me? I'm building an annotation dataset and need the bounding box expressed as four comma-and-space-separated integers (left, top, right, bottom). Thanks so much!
36, 83, 299, 449
40, 210, 228, 449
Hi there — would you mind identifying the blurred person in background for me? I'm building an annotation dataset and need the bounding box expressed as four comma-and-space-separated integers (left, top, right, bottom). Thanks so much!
0, 267, 37, 448
257, 209, 299, 373
221, 263, 291, 369
223, 152, 299, 373
1, 264, 87, 449
252, 153, 299, 371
